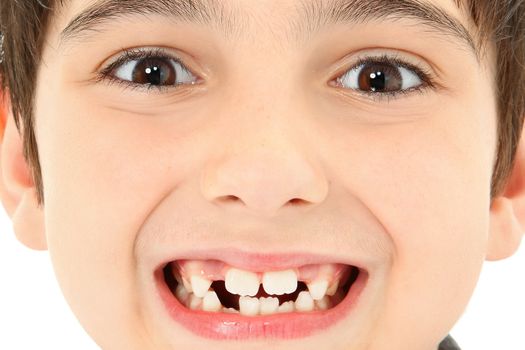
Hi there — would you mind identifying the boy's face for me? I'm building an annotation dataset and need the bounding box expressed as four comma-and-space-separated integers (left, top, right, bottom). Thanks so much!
1, 0, 524, 349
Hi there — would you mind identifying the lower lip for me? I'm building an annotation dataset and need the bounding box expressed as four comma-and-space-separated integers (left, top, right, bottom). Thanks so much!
154, 266, 368, 340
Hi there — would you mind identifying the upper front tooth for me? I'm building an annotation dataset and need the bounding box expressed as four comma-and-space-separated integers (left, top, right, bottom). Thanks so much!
191, 275, 213, 298
307, 279, 329, 300
262, 269, 298, 295
225, 268, 260, 296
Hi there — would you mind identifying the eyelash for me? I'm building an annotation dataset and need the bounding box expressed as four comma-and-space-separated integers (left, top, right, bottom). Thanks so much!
95, 48, 191, 93
340, 53, 436, 102
95, 48, 437, 102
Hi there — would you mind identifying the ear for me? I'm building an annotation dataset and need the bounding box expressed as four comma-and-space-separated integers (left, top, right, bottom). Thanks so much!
0, 92, 46, 250
487, 122, 525, 261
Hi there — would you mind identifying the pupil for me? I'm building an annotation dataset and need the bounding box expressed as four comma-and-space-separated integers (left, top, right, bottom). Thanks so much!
146, 65, 161, 85
369, 71, 385, 92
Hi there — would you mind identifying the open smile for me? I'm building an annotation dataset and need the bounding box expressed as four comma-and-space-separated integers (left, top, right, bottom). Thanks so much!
153, 251, 369, 340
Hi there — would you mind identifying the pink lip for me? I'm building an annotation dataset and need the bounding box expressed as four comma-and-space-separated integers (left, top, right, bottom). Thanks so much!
154, 259, 369, 340
153, 247, 371, 272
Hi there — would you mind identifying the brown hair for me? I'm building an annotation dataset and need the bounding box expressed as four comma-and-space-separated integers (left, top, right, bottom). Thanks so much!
0, 0, 524, 208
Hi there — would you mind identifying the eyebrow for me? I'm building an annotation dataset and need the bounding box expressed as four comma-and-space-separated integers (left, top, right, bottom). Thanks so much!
58, 0, 479, 60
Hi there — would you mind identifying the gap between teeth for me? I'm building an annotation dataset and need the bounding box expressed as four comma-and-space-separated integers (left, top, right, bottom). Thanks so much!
176, 283, 333, 315
174, 269, 341, 315
177, 263, 342, 299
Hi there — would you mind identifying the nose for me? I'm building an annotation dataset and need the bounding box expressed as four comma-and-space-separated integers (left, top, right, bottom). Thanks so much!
200, 120, 329, 218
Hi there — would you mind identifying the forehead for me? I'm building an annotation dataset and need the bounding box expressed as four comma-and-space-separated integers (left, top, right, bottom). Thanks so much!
53, 0, 478, 57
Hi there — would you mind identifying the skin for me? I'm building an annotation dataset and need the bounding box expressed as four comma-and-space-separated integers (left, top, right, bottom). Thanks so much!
1, 0, 524, 349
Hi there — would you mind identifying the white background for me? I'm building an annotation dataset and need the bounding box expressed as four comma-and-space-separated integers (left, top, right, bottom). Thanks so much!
0, 206, 524, 350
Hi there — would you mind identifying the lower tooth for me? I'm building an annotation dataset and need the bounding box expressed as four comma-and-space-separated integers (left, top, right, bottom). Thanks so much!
295, 291, 314, 312
332, 289, 346, 305
316, 296, 331, 310
188, 294, 202, 310
278, 301, 295, 313
175, 284, 189, 302
202, 291, 222, 312
326, 280, 339, 296
222, 307, 239, 313
259, 297, 279, 315
239, 296, 260, 316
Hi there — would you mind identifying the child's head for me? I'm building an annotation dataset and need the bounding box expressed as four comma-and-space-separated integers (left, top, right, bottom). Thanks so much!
0, 0, 524, 349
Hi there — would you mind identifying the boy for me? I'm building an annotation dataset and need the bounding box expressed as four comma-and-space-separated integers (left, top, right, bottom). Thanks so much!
0, 0, 524, 349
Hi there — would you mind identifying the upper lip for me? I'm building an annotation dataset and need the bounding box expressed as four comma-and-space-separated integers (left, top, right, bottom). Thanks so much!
153, 247, 374, 273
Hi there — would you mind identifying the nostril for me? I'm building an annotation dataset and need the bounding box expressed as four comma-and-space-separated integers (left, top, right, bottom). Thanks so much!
221, 195, 241, 202
215, 195, 244, 205
288, 198, 308, 205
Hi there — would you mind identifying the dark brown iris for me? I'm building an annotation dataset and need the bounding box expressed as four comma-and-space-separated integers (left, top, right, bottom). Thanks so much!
132, 58, 176, 85
358, 63, 402, 92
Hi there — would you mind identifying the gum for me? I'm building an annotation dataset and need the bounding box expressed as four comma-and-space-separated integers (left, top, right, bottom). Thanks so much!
172, 259, 348, 285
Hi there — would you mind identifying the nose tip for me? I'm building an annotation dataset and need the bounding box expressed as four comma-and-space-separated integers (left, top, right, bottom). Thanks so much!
200, 155, 329, 217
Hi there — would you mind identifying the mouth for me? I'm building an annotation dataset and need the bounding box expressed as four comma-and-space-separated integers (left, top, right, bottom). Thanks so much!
154, 252, 369, 340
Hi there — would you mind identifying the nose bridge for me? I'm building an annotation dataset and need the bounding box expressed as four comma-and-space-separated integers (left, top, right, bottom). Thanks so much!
200, 92, 329, 217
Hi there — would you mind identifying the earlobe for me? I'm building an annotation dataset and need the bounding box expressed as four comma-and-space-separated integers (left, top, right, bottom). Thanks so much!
487, 197, 523, 260
12, 188, 47, 250
0, 93, 47, 250
487, 123, 525, 261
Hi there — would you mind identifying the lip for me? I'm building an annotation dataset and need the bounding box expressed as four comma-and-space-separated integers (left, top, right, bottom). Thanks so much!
153, 250, 370, 340
152, 247, 372, 272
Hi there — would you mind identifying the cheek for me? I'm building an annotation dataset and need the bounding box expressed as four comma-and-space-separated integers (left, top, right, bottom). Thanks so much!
328, 92, 495, 343
33, 83, 202, 347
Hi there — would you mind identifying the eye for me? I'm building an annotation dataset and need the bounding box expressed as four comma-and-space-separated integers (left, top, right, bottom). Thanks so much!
335, 54, 434, 99
98, 48, 199, 91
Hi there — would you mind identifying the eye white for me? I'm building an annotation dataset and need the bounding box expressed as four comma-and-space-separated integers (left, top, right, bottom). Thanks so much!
340, 65, 422, 90
114, 58, 196, 84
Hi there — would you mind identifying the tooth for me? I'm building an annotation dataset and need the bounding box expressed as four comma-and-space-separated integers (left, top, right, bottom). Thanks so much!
202, 290, 222, 312
295, 291, 314, 312
332, 289, 346, 305
173, 269, 183, 286
316, 296, 331, 310
188, 294, 202, 310
326, 279, 339, 296
307, 279, 329, 300
175, 284, 189, 302
239, 296, 260, 316
222, 307, 238, 313
182, 277, 193, 293
278, 301, 295, 313
262, 269, 298, 295
259, 297, 279, 315
225, 268, 260, 296
190, 275, 213, 298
